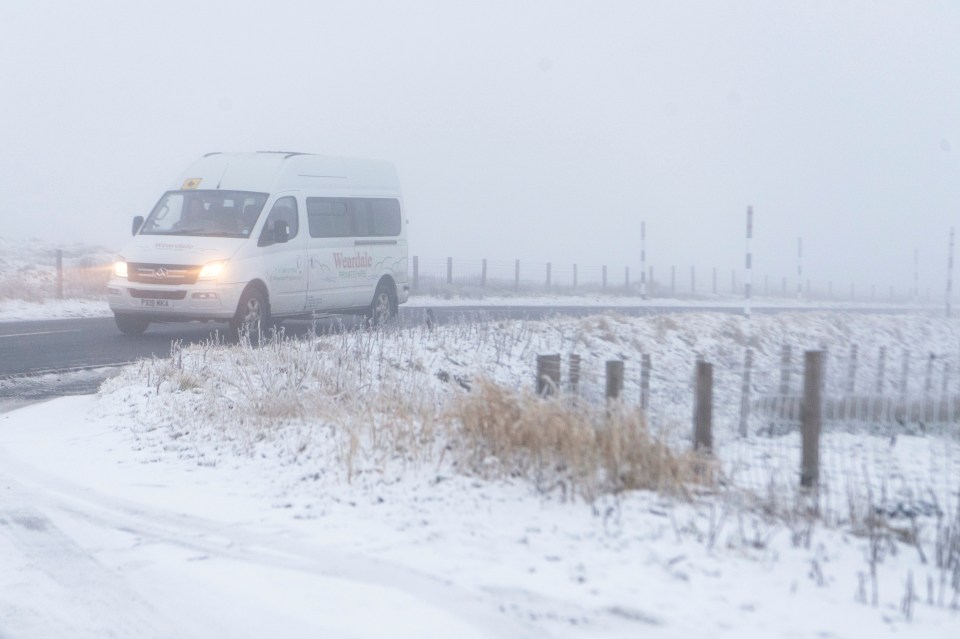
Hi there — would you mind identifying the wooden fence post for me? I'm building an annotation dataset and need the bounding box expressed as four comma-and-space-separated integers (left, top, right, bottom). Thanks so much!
640, 354, 651, 411
739, 348, 753, 437
606, 360, 624, 400
568, 354, 581, 394
801, 350, 823, 488
694, 361, 713, 452
412, 255, 419, 292
480, 259, 487, 288
536, 354, 561, 396
55, 249, 63, 300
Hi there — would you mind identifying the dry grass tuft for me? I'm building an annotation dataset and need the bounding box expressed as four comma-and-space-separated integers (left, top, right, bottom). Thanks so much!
448, 378, 702, 500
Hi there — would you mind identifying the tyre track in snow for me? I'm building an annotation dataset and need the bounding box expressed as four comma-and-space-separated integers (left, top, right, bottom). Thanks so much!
0, 442, 548, 639
0, 484, 180, 638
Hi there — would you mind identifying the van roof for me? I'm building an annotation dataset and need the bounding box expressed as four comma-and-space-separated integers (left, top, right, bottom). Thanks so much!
174, 152, 400, 196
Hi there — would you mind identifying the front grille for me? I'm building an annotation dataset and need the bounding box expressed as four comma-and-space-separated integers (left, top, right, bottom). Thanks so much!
129, 289, 188, 300
128, 263, 201, 285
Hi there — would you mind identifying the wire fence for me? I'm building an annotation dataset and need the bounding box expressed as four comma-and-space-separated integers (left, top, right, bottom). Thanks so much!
0, 249, 112, 302
411, 256, 939, 304
532, 344, 960, 522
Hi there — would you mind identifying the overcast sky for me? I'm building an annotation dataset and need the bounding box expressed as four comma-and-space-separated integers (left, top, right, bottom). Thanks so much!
1, 1, 958, 296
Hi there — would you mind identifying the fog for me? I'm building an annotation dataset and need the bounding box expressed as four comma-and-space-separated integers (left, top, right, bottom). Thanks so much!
2, 1, 958, 296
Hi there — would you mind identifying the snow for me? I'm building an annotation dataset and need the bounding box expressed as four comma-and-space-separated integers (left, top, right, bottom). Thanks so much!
0, 292, 932, 323
2, 311, 960, 637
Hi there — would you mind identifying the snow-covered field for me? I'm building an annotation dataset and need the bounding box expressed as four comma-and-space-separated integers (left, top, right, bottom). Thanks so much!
0, 236, 113, 320
0, 234, 933, 322
2, 310, 959, 637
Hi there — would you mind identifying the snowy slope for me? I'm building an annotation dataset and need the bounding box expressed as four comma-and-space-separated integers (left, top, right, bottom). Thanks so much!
1, 311, 958, 637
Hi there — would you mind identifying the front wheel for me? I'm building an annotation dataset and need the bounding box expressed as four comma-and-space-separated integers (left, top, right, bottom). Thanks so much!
230, 287, 270, 339
367, 281, 397, 327
114, 313, 150, 336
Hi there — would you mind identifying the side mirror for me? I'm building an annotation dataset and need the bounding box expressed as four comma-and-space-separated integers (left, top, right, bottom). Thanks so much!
132, 215, 145, 236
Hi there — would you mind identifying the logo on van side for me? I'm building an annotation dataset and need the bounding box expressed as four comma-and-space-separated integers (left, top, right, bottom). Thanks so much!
333, 252, 373, 269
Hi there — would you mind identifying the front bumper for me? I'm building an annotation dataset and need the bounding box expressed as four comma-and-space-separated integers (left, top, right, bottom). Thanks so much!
107, 278, 245, 321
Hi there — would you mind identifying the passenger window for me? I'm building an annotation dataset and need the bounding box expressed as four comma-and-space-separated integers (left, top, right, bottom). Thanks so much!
260, 196, 299, 245
305, 197, 401, 238
350, 199, 371, 237
307, 198, 351, 238
369, 199, 401, 236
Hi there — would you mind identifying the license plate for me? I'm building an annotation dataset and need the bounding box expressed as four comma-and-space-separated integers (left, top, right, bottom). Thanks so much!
140, 298, 172, 308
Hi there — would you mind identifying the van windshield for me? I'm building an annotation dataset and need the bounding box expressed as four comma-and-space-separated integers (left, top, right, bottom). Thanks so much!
139, 190, 269, 238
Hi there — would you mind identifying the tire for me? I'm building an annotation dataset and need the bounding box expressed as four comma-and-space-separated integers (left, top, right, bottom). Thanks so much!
230, 286, 270, 339
367, 281, 397, 327
114, 313, 150, 336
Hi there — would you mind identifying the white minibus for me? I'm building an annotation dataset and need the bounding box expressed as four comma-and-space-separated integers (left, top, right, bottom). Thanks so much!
107, 152, 409, 335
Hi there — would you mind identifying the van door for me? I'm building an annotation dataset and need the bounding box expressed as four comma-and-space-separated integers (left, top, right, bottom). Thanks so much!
258, 195, 307, 316
305, 197, 356, 311
349, 197, 403, 307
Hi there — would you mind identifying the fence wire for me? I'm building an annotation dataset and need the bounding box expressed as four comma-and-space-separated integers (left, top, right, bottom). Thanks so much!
539, 345, 960, 522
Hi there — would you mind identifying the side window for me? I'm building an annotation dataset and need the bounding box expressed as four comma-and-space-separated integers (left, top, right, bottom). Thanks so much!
307, 198, 351, 238
349, 198, 371, 237
369, 198, 401, 237
304, 197, 401, 238
260, 196, 299, 244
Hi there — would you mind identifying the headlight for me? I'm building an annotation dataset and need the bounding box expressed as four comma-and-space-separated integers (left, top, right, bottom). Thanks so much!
113, 260, 128, 278
198, 260, 227, 280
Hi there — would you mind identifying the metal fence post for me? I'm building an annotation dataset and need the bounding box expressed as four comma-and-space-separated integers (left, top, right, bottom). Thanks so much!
739, 348, 753, 437
779, 344, 792, 395
876, 346, 886, 393
846, 344, 858, 394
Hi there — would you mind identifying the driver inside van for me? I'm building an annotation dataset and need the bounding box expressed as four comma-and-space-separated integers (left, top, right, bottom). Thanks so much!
178, 199, 207, 229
